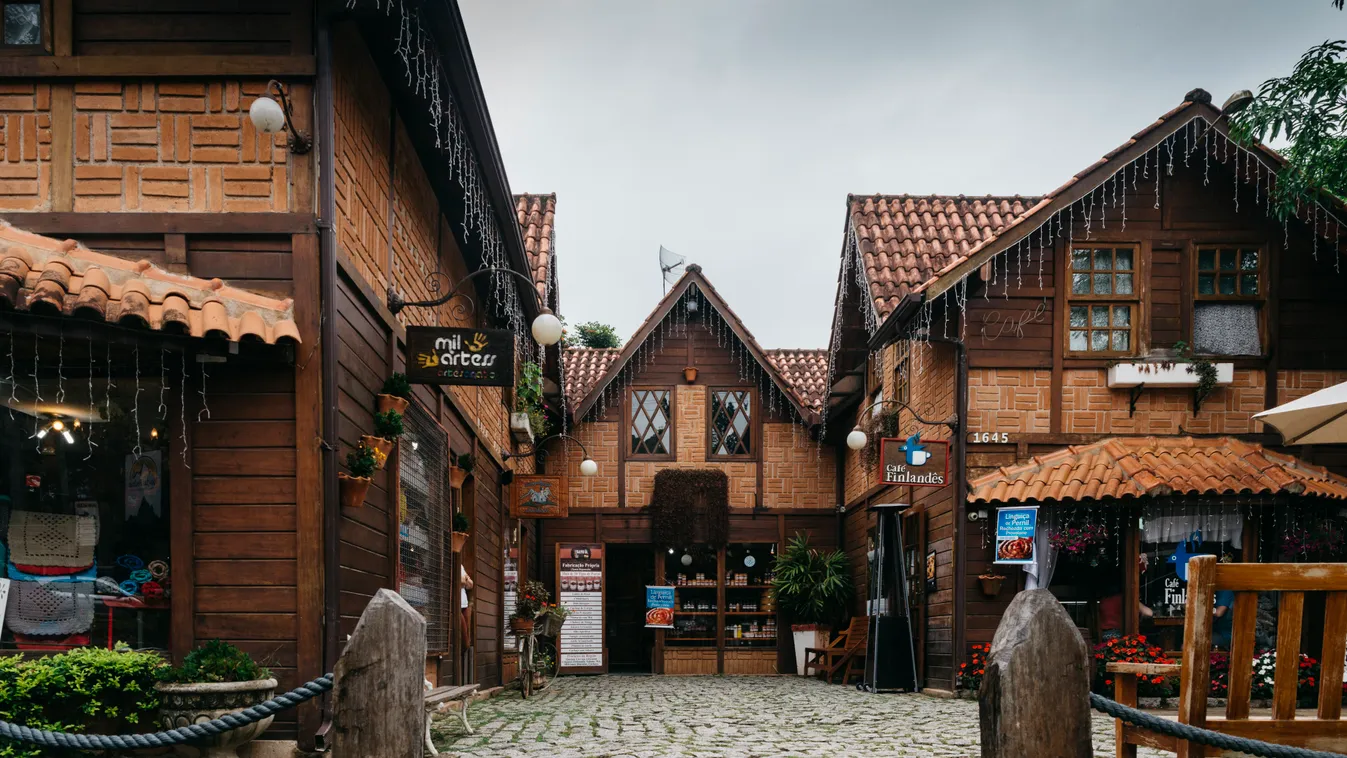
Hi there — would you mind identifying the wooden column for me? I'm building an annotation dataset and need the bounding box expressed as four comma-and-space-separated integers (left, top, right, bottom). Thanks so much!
716, 546, 726, 674
654, 550, 665, 674
292, 231, 324, 745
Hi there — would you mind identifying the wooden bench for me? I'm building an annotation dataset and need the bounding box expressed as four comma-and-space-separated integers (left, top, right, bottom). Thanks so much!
1108, 555, 1347, 757
803, 617, 868, 684
423, 683, 479, 756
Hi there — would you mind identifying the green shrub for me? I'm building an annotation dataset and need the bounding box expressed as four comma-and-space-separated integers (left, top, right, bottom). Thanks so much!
159, 640, 270, 685
380, 372, 412, 399
346, 444, 377, 478
770, 533, 853, 627
0, 647, 167, 758
453, 510, 470, 533
374, 409, 404, 439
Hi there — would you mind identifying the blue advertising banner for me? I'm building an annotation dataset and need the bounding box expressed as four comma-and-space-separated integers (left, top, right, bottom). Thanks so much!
994, 506, 1038, 565
645, 585, 675, 628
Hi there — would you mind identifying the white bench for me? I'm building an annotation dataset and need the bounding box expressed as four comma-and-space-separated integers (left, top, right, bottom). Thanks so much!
424, 683, 479, 755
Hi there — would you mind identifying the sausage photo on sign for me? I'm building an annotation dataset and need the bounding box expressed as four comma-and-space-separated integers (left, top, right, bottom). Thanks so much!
646, 607, 674, 626
997, 537, 1033, 560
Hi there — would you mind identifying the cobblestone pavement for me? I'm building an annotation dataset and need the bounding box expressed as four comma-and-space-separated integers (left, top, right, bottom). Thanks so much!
431, 675, 1164, 757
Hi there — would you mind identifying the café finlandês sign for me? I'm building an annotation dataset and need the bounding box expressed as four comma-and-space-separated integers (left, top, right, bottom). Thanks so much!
879, 433, 951, 489
405, 326, 514, 387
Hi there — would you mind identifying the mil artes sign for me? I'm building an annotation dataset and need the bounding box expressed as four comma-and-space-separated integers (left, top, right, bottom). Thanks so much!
405, 326, 514, 387
879, 434, 951, 489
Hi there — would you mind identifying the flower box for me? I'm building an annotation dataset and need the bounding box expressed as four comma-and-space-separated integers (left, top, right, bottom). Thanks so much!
510, 412, 534, 444
1106, 362, 1234, 388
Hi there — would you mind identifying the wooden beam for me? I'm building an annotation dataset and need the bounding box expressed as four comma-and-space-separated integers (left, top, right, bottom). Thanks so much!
0, 55, 315, 78
168, 376, 195, 664
49, 84, 73, 212
0, 212, 317, 235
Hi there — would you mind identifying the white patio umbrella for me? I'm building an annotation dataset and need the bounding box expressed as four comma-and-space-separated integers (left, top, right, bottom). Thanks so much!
1254, 380, 1347, 445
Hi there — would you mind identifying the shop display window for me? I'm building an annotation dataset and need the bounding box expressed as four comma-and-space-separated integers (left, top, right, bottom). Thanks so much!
665, 546, 717, 647
723, 543, 775, 648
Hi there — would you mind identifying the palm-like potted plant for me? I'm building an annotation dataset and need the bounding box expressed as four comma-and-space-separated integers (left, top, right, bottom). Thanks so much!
339, 444, 377, 508
770, 533, 853, 676
156, 640, 276, 758
510, 580, 550, 636
449, 450, 473, 490
377, 372, 412, 414
361, 409, 403, 468
451, 510, 470, 552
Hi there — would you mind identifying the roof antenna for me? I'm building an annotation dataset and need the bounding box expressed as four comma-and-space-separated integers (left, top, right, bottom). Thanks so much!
659, 245, 686, 294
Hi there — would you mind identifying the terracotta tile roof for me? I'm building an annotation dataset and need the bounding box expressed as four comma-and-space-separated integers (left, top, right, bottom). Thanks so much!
969, 436, 1347, 505
765, 349, 829, 412
562, 347, 620, 410
851, 195, 1038, 319
514, 193, 556, 306
0, 222, 299, 344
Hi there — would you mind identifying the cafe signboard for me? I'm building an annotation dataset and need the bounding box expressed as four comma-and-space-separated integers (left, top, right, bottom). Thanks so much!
879, 434, 951, 489
405, 326, 515, 387
510, 475, 568, 519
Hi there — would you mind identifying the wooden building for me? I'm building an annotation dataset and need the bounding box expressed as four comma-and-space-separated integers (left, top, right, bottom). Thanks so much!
0, 1, 558, 751
535, 265, 836, 675
823, 89, 1347, 694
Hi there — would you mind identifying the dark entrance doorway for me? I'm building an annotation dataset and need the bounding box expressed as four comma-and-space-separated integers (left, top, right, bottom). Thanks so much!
605, 544, 654, 672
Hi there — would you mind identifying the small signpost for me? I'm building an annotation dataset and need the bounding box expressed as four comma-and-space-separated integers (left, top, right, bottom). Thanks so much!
510, 475, 568, 519
405, 326, 515, 387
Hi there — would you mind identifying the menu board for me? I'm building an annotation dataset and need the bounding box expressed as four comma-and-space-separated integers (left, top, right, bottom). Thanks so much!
503, 546, 519, 649
556, 544, 605, 673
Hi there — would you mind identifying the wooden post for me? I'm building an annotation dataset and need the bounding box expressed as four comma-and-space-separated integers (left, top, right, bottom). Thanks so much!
330, 589, 427, 757
979, 589, 1092, 758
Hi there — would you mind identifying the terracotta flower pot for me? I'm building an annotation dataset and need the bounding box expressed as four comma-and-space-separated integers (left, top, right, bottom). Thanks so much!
362, 434, 394, 468
156, 678, 277, 758
338, 473, 372, 508
449, 466, 469, 490
452, 531, 469, 552
376, 394, 410, 414
510, 617, 535, 636
683, 366, 698, 383
978, 575, 1005, 597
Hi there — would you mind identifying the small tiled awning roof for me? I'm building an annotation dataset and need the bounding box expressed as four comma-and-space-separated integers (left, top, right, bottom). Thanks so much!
563, 347, 620, 409
0, 223, 299, 344
515, 193, 555, 305
765, 349, 828, 412
969, 436, 1347, 505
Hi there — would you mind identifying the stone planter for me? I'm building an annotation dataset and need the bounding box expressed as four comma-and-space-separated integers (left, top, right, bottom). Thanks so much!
509, 412, 534, 444
156, 678, 278, 758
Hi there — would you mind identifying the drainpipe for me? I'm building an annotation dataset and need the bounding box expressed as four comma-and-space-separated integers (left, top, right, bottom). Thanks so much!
315, 12, 340, 747
927, 334, 967, 694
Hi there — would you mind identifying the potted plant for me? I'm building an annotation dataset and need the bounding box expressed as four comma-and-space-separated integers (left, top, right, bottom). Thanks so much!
769, 533, 853, 676
512, 362, 547, 444
156, 639, 276, 758
449, 450, 474, 489
978, 572, 1006, 597
339, 444, 377, 508
511, 580, 550, 636
377, 372, 412, 414
683, 366, 698, 383
452, 510, 470, 552
360, 409, 403, 468
537, 602, 571, 637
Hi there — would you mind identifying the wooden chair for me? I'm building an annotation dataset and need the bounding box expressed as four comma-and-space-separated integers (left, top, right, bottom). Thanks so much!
423, 682, 478, 755
803, 617, 868, 684
1108, 555, 1347, 757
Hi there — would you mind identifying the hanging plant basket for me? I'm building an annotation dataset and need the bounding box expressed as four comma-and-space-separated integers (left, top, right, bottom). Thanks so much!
683, 366, 698, 383
978, 574, 1005, 598
449, 466, 469, 490
376, 394, 410, 415
510, 617, 535, 636
361, 435, 394, 469
338, 473, 372, 509
451, 531, 469, 552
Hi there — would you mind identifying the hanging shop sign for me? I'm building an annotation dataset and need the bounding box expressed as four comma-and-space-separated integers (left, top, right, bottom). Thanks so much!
879, 434, 951, 488
405, 326, 515, 387
557, 544, 605, 673
645, 585, 675, 629
510, 475, 568, 519
994, 506, 1038, 565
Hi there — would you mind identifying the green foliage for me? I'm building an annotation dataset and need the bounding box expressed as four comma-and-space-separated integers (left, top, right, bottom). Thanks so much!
1171, 341, 1220, 412
453, 510, 470, 533
380, 372, 412, 400
1229, 37, 1347, 219
515, 361, 548, 437
859, 406, 901, 472
0, 647, 167, 758
573, 321, 621, 349
455, 451, 474, 472
374, 409, 404, 439
512, 580, 551, 621
159, 640, 270, 685
770, 533, 854, 627
345, 444, 377, 478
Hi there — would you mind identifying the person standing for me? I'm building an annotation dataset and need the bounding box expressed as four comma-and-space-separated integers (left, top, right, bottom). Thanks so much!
1212, 589, 1235, 649
460, 564, 474, 643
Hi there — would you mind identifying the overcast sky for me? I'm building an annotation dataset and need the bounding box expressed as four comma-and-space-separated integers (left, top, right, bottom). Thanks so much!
460, 1, 1340, 348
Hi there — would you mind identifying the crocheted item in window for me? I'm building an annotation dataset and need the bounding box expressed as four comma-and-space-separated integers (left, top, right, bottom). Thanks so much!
6, 578, 95, 636
7, 511, 98, 568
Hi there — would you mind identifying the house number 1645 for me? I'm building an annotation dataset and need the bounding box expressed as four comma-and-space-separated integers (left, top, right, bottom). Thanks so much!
969, 432, 1011, 443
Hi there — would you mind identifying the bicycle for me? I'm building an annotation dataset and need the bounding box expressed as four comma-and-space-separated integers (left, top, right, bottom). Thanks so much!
515, 630, 558, 699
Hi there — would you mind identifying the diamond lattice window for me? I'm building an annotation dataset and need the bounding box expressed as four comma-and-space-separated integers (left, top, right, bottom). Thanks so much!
630, 389, 672, 456
710, 390, 752, 457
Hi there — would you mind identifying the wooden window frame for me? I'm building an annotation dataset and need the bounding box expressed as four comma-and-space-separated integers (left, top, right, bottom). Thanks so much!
866, 351, 883, 397
0, 0, 51, 56
707, 386, 756, 461
1191, 244, 1267, 356
1065, 244, 1140, 358
893, 341, 910, 405
626, 386, 676, 461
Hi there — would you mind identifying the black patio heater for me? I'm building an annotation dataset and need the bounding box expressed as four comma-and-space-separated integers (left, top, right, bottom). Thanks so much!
860, 501, 919, 693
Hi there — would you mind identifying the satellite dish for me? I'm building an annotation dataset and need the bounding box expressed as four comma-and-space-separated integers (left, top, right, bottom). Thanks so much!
659, 246, 686, 293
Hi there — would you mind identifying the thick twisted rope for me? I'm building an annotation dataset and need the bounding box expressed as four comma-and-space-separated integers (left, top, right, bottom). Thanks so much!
0, 674, 332, 751
1091, 693, 1347, 758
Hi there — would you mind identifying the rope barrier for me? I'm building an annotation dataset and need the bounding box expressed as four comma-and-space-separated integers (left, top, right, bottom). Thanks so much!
1091, 693, 1347, 758
0, 674, 332, 751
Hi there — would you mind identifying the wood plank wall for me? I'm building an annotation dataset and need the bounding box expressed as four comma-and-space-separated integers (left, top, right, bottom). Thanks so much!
72, 0, 300, 56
